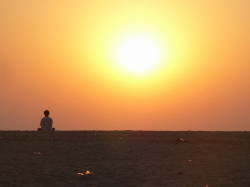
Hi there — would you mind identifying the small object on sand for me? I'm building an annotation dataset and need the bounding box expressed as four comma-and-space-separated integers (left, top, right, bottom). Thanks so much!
176, 138, 185, 143
33, 152, 41, 155
188, 159, 192, 163
77, 170, 95, 178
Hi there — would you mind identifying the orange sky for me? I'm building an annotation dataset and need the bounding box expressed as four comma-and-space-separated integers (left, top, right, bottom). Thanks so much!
0, 0, 249, 130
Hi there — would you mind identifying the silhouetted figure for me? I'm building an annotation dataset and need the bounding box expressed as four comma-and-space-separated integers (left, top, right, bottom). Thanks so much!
39, 110, 54, 131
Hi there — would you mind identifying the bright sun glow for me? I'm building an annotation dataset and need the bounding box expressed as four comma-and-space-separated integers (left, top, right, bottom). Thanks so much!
117, 35, 161, 73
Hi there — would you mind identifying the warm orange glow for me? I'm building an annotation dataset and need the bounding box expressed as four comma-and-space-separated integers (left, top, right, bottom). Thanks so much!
77, 170, 94, 176
1, 1, 249, 131
85, 170, 91, 175
77, 173, 84, 176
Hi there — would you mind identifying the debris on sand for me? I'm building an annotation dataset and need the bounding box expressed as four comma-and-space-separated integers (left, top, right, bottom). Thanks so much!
77, 170, 95, 178
175, 138, 185, 143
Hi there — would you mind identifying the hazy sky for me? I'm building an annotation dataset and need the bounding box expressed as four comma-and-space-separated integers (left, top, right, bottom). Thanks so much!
0, 0, 249, 130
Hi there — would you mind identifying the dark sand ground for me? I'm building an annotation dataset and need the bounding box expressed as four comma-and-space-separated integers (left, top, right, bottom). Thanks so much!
0, 131, 249, 187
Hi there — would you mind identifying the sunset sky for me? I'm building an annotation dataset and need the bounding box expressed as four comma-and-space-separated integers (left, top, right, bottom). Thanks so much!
1, 0, 249, 130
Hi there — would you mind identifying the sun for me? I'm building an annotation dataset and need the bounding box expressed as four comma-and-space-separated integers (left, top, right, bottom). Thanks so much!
116, 35, 161, 73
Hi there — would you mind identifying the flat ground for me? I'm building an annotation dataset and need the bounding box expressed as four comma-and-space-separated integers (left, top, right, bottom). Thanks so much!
0, 131, 249, 187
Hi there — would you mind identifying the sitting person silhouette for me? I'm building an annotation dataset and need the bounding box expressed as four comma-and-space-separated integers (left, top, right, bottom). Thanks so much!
38, 110, 54, 131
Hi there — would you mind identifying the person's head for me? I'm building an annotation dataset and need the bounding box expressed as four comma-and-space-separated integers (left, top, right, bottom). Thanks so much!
44, 110, 50, 117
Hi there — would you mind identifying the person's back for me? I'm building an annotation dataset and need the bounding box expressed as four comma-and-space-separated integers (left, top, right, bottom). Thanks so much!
40, 110, 53, 131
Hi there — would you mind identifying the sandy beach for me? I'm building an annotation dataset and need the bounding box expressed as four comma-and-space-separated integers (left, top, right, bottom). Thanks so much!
0, 131, 249, 187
